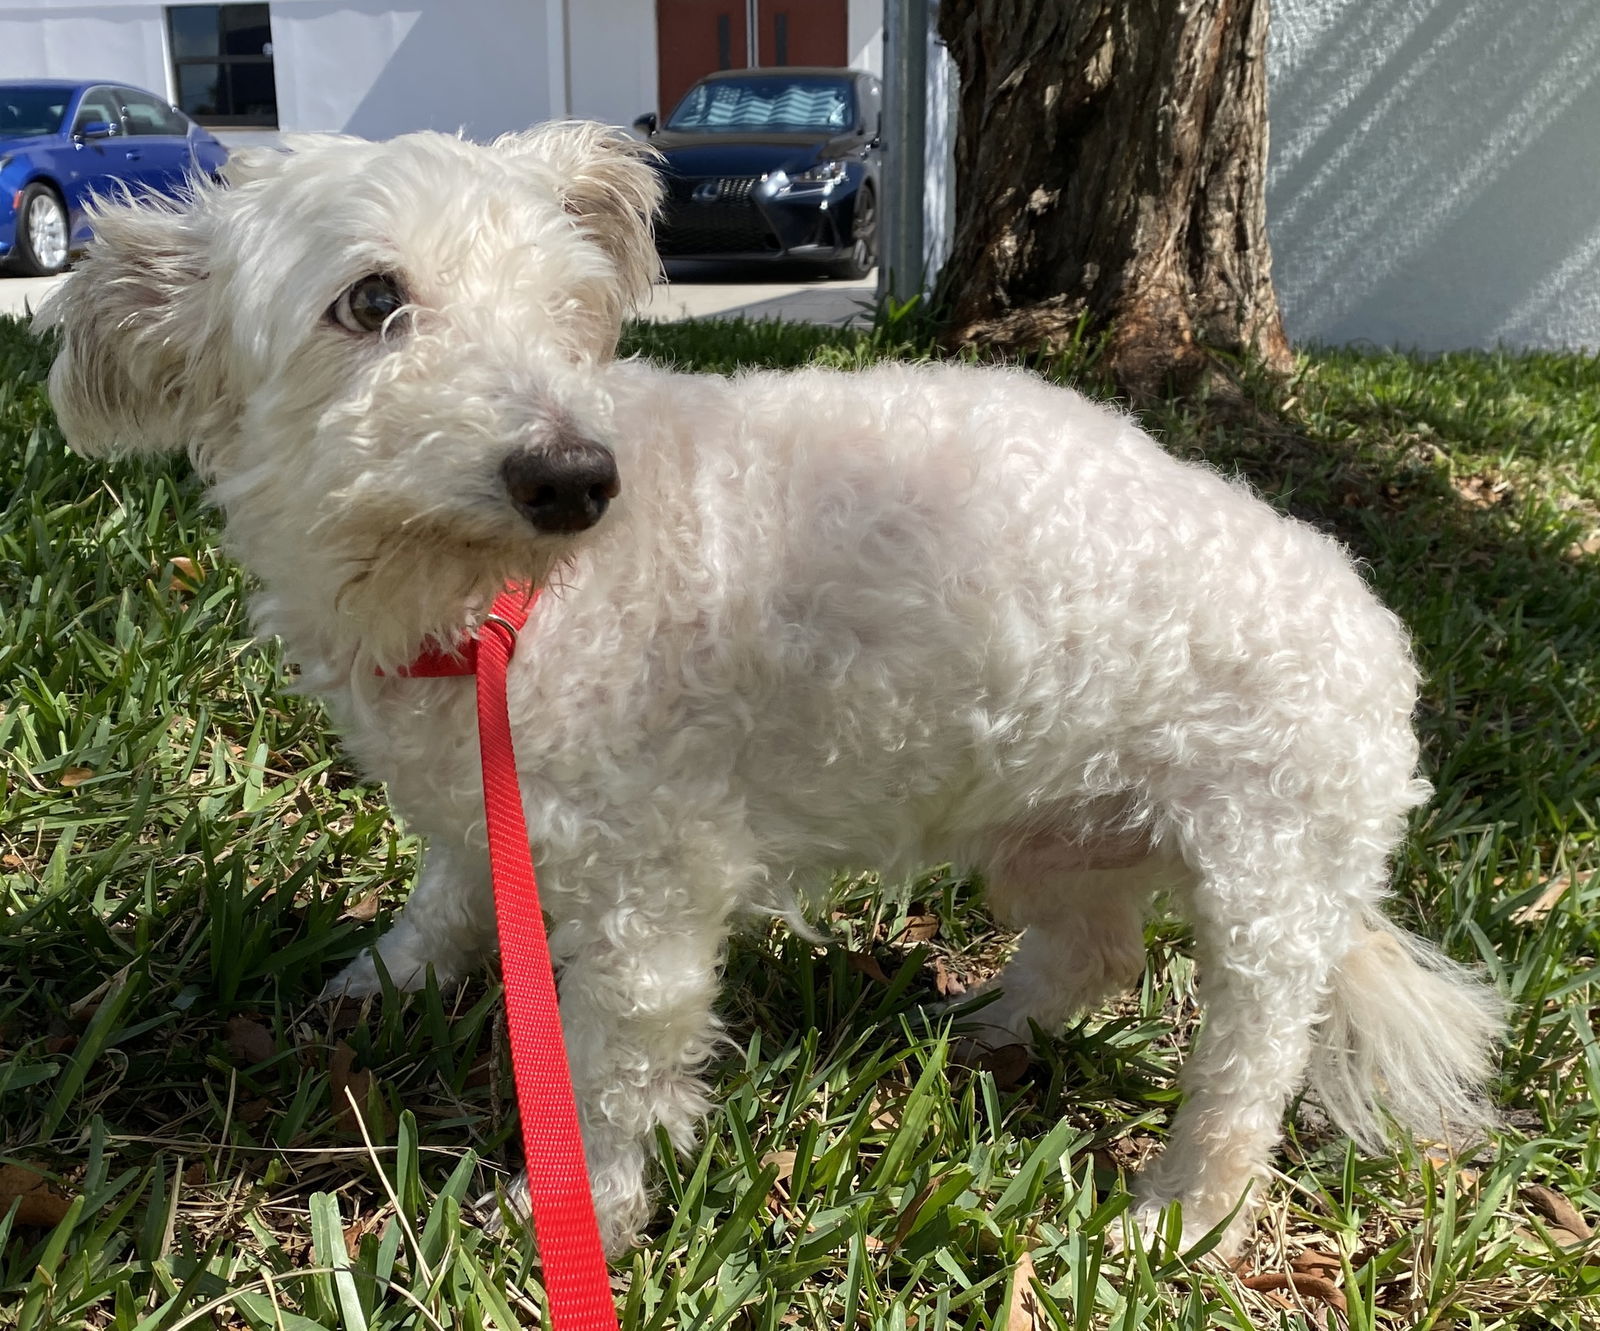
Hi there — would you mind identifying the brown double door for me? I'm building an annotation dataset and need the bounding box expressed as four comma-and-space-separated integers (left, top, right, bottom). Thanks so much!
655, 0, 849, 117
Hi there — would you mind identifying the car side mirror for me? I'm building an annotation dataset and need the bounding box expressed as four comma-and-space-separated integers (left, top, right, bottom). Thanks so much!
632, 112, 658, 136
76, 119, 116, 140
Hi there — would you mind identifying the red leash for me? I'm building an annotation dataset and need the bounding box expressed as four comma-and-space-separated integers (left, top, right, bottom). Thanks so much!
396, 586, 619, 1330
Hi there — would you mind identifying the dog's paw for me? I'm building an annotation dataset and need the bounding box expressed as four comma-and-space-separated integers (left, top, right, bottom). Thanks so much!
319, 939, 463, 1001
1105, 1196, 1249, 1263
318, 951, 391, 1001
474, 1172, 639, 1260
474, 1175, 529, 1237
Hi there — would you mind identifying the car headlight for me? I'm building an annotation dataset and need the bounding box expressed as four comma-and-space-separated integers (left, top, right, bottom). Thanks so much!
779, 160, 847, 190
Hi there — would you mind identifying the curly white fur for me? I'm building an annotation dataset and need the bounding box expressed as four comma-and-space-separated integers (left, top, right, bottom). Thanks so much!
40, 124, 1503, 1258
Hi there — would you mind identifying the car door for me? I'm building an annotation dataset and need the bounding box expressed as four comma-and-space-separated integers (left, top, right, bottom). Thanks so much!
60, 85, 131, 243
115, 87, 194, 196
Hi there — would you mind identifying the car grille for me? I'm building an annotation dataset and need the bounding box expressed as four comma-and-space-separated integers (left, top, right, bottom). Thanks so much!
658, 175, 778, 255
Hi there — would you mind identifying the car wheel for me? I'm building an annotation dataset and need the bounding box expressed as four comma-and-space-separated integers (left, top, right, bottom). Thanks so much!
9, 184, 71, 276
829, 185, 877, 280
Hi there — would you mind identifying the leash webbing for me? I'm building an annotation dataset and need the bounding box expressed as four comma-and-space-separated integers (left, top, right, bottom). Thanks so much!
397, 586, 619, 1330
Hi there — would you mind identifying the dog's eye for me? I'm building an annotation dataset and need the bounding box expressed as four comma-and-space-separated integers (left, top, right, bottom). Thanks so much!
330, 274, 408, 334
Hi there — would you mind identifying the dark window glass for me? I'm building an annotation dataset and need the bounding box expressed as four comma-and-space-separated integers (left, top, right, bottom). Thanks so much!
119, 88, 191, 136
0, 86, 71, 136
166, 4, 277, 126
176, 64, 224, 120
168, 6, 217, 59
220, 5, 272, 56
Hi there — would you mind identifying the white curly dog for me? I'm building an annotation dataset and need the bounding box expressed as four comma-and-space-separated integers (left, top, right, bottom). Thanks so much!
42, 124, 1501, 1258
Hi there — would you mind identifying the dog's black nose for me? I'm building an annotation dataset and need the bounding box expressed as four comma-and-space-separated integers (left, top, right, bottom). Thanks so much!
501, 441, 619, 534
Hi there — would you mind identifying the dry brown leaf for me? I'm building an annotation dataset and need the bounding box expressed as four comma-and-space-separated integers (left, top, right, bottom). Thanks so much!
324, 995, 367, 1033
1289, 1248, 1344, 1278
1240, 1271, 1347, 1315
236, 1097, 273, 1124
845, 950, 890, 985
1451, 473, 1511, 508
343, 1211, 381, 1259
931, 956, 967, 997
330, 1040, 376, 1135
977, 1042, 1031, 1090
870, 1095, 903, 1132
0, 1164, 74, 1228
168, 556, 203, 592
340, 890, 383, 923
58, 767, 94, 788
1511, 874, 1581, 925
1521, 1183, 1593, 1239
761, 1150, 798, 1185
887, 1175, 943, 1253
225, 1015, 278, 1066
1002, 1251, 1044, 1330
893, 911, 940, 945
1514, 1221, 1590, 1249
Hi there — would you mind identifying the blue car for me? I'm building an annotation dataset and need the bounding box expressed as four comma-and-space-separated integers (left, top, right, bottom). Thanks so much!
0, 79, 228, 276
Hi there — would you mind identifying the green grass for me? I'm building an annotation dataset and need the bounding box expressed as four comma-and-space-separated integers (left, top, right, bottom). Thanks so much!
2, 309, 1598, 1329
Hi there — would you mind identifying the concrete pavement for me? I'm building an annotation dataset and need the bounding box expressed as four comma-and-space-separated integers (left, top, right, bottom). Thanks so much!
1, 263, 877, 325
0, 276, 62, 322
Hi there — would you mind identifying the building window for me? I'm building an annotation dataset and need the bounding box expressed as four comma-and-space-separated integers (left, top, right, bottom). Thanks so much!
167, 4, 278, 127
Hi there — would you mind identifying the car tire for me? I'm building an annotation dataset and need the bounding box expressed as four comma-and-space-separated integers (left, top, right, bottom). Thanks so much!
8, 183, 71, 277
829, 184, 877, 281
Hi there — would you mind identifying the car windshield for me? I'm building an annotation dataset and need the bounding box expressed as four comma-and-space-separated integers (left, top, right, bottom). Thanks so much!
666, 76, 855, 134
0, 86, 70, 138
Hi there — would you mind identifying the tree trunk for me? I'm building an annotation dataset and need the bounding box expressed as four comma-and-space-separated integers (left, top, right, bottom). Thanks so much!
934, 0, 1292, 396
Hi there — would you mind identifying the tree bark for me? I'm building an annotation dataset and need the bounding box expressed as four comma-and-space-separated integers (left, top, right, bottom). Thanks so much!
934, 0, 1292, 396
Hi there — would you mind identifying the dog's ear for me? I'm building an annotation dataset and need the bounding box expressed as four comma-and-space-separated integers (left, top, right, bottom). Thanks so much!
496, 120, 663, 307
37, 194, 228, 458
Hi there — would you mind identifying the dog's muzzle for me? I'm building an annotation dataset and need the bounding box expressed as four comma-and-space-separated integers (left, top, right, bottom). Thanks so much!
501, 440, 620, 534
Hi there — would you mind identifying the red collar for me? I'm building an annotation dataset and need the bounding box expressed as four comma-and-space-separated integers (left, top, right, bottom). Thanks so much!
392, 584, 539, 677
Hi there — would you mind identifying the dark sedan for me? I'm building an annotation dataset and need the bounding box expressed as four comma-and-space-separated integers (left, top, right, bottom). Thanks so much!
0, 79, 228, 276
634, 67, 882, 280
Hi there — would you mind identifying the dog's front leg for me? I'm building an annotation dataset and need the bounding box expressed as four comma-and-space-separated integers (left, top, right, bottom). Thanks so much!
320, 840, 495, 999
489, 901, 731, 1257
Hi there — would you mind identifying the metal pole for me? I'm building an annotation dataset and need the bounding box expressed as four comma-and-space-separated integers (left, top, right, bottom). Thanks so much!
880, 0, 928, 304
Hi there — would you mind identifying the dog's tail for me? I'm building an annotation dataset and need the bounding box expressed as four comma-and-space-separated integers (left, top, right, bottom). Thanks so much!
1307, 915, 1503, 1153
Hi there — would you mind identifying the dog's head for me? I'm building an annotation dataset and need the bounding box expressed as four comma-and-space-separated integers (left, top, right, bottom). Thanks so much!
40, 124, 661, 654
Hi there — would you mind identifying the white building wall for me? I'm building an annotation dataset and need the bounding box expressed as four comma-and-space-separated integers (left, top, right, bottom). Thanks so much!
0, 3, 170, 93
565, 0, 656, 127
1268, 0, 1600, 352
0, 0, 558, 141
848, 0, 884, 77
269, 0, 554, 140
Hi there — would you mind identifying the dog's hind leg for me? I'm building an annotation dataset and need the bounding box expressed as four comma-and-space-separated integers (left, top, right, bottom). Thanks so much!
1128, 812, 1369, 1256
320, 840, 494, 999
